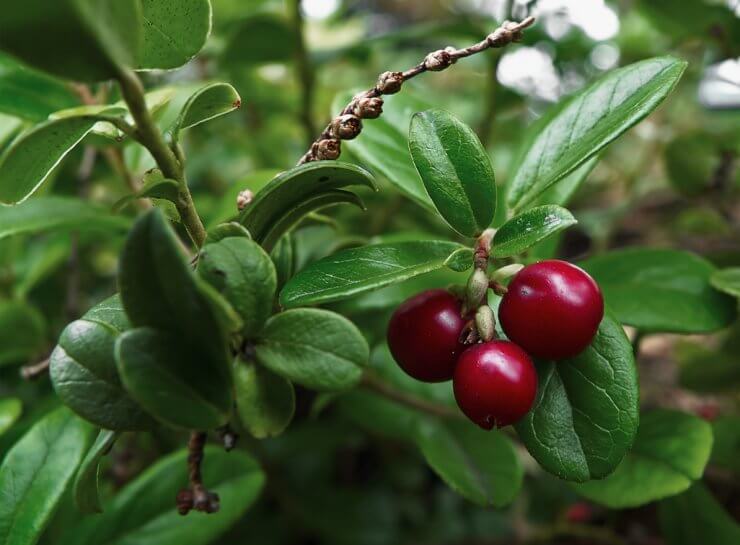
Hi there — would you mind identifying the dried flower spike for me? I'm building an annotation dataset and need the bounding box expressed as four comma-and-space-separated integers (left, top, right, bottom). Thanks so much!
332, 114, 362, 139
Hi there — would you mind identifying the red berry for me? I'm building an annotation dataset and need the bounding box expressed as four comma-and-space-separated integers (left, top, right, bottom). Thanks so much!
453, 340, 537, 429
565, 502, 593, 523
387, 289, 466, 382
499, 260, 603, 360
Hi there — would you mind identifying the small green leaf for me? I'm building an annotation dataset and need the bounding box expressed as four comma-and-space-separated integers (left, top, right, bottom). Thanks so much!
571, 410, 712, 508
74, 429, 119, 514
492, 205, 577, 258
580, 248, 737, 333
61, 447, 265, 545
112, 171, 180, 212
415, 420, 522, 507
0, 299, 45, 367
409, 109, 496, 237
515, 314, 639, 482
233, 359, 295, 439
0, 398, 22, 436
198, 237, 276, 338
507, 57, 687, 211
280, 240, 466, 308
171, 82, 241, 140
0, 408, 94, 545
711, 268, 740, 298
256, 309, 369, 391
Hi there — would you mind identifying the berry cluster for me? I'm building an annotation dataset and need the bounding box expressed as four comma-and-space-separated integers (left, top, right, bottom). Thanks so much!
387, 260, 604, 429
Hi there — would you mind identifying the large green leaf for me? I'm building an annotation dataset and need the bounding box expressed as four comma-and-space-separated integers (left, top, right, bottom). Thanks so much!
0, 299, 45, 367
62, 447, 265, 545
711, 268, 740, 298
74, 429, 118, 514
50, 294, 154, 431
280, 240, 465, 308
0, 197, 130, 239
0, 408, 94, 545
233, 359, 295, 439
571, 410, 712, 507
255, 309, 369, 391
506, 57, 686, 211
409, 109, 496, 237
0, 0, 142, 82
581, 248, 737, 333
0, 398, 22, 436
138, 0, 211, 70
416, 420, 522, 507
170, 82, 241, 141
514, 314, 639, 482
492, 205, 576, 258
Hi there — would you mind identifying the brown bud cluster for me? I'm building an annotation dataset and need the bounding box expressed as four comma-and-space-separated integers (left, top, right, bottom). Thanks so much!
424, 48, 455, 71
315, 138, 341, 160
486, 20, 524, 47
354, 96, 383, 119
236, 189, 253, 211
176, 488, 221, 515
376, 71, 403, 94
332, 114, 362, 140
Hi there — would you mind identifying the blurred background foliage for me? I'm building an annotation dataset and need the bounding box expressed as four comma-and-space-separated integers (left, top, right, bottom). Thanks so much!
1, 1, 739, 544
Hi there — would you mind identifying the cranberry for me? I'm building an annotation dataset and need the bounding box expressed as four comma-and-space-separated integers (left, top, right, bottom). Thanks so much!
565, 502, 594, 523
453, 340, 537, 429
499, 260, 603, 360
387, 289, 466, 382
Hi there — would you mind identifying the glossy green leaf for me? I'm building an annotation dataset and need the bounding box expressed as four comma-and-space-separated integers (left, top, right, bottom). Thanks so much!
0, 52, 77, 121
416, 420, 522, 507
233, 359, 295, 438
271, 233, 295, 290
280, 240, 466, 308
198, 236, 276, 337
238, 161, 376, 244
0, 408, 94, 545
492, 205, 576, 258
74, 430, 118, 514
62, 447, 265, 545
171, 82, 241, 140
658, 483, 740, 545
0, 398, 22, 436
571, 410, 712, 507
50, 294, 154, 431
206, 222, 251, 242
221, 14, 296, 65
409, 109, 496, 237
507, 57, 686, 211
0, 300, 45, 367
581, 248, 737, 333
515, 314, 639, 482
256, 309, 369, 391
0, 0, 142, 82
711, 268, 740, 298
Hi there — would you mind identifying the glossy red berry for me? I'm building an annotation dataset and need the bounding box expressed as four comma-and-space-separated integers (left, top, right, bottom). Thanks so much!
387, 289, 466, 382
499, 260, 604, 360
453, 340, 537, 429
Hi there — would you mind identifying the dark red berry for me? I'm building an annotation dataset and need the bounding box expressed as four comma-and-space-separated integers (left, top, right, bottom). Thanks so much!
565, 502, 593, 523
499, 260, 604, 360
387, 289, 467, 382
453, 340, 537, 429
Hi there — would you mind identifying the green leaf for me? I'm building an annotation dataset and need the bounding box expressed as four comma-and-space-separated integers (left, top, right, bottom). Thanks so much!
198, 237, 277, 338
415, 420, 522, 507
238, 161, 376, 245
514, 314, 639, 482
0, 408, 94, 545
221, 14, 296, 66
409, 109, 496, 237
658, 483, 740, 545
74, 430, 118, 514
271, 233, 295, 290
280, 240, 466, 308
233, 359, 295, 439
112, 171, 180, 212
711, 268, 740, 298
0, 0, 142, 82
206, 222, 251, 242
0, 52, 77, 121
62, 447, 265, 545
171, 83, 241, 140
255, 309, 369, 391
0, 197, 130, 239
0, 398, 22, 436
492, 205, 577, 258
580, 248, 737, 333
507, 57, 687, 211
138, 0, 211, 70
116, 327, 231, 429
710, 416, 740, 475
677, 335, 740, 394
571, 410, 712, 508
0, 300, 45, 367
0, 110, 125, 204
50, 294, 154, 431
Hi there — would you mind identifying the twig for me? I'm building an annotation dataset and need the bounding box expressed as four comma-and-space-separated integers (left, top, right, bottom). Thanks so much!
360, 372, 463, 420
103, 147, 152, 210
297, 17, 535, 164
290, 0, 317, 146
20, 358, 50, 381
176, 432, 220, 515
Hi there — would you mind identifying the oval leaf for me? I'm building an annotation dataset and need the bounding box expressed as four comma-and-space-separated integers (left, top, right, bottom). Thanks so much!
0, 398, 22, 436
409, 109, 496, 237
514, 314, 639, 482
74, 429, 119, 514
255, 309, 369, 391
580, 248, 737, 333
711, 268, 740, 298
171, 82, 241, 139
233, 359, 295, 439
571, 410, 712, 507
280, 240, 465, 308
507, 57, 687, 211
492, 205, 576, 258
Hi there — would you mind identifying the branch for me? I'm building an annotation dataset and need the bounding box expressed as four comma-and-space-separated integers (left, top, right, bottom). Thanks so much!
176, 431, 220, 515
298, 17, 535, 164
20, 358, 50, 381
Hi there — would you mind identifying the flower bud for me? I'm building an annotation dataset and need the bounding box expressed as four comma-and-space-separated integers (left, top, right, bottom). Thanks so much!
464, 268, 489, 312
236, 189, 254, 211
315, 138, 341, 160
354, 96, 383, 119
475, 305, 496, 342
376, 71, 403, 94
424, 48, 454, 71
332, 114, 362, 140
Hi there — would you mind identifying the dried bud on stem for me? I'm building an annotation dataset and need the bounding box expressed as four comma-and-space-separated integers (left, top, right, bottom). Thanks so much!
424, 48, 455, 71
236, 189, 253, 211
332, 114, 362, 140
315, 138, 341, 160
354, 96, 383, 119
376, 71, 404, 94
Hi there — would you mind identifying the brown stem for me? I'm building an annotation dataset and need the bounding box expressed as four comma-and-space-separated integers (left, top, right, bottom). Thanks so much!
20, 358, 50, 381
176, 432, 220, 515
361, 373, 463, 420
298, 17, 535, 164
